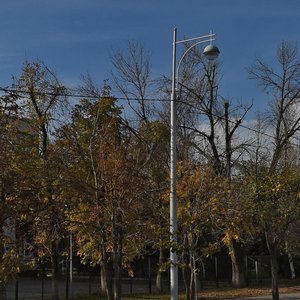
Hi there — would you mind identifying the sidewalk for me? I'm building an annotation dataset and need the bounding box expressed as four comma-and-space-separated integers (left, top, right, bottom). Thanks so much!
235, 291, 300, 299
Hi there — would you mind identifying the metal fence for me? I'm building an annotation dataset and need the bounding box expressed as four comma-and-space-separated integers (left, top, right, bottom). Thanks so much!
246, 255, 272, 285
5, 255, 275, 300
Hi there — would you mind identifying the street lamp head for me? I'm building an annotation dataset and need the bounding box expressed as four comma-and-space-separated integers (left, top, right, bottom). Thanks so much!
203, 44, 220, 61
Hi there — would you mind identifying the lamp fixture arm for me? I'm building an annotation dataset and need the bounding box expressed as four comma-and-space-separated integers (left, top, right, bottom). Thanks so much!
176, 37, 216, 89
176, 33, 215, 44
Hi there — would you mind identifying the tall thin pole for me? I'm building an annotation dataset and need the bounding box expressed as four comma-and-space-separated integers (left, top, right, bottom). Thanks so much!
170, 27, 178, 300
70, 232, 73, 297
169, 28, 219, 300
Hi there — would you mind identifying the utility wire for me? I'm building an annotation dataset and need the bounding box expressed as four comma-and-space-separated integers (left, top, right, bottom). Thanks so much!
0, 87, 170, 103
179, 99, 300, 145
1, 86, 300, 147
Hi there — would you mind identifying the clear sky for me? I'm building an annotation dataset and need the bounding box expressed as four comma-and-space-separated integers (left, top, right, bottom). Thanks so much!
1, 0, 300, 113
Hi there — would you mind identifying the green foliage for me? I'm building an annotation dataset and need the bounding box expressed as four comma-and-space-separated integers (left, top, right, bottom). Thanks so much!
248, 167, 300, 249
57, 95, 153, 277
1, 42, 300, 297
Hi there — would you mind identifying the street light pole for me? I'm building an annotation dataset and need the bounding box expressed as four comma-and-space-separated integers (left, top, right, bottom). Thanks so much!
169, 27, 220, 300
170, 27, 178, 300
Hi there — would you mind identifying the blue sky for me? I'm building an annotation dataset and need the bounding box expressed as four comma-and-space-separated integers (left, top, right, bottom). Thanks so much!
1, 0, 300, 113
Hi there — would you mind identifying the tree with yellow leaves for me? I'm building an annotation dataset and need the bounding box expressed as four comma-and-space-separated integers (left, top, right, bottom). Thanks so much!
248, 41, 300, 300
177, 161, 256, 299
56, 89, 153, 300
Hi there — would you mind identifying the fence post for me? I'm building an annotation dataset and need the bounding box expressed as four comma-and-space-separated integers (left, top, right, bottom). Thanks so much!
130, 277, 133, 294
15, 277, 18, 300
66, 259, 69, 299
245, 256, 248, 285
214, 256, 219, 288
259, 257, 263, 285
148, 256, 152, 294
255, 260, 259, 285
89, 266, 92, 296
41, 267, 45, 300
69, 232, 73, 298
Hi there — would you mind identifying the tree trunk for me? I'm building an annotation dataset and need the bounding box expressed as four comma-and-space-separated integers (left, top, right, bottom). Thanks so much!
228, 239, 246, 288
113, 249, 122, 300
265, 233, 280, 300
288, 252, 296, 279
50, 240, 60, 300
270, 251, 280, 300
0, 244, 7, 300
113, 228, 123, 300
189, 267, 195, 300
189, 253, 197, 300
101, 250, 113, 300
156, 247, 165, 293
182, 263, 191, 300
267, 244, 280, 300
100, 264, 106, 294
181, 235, 191, 300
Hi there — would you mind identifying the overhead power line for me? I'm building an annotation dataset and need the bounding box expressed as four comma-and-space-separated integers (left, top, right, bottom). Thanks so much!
0, 87, 170, 103
0, 86, 299, 147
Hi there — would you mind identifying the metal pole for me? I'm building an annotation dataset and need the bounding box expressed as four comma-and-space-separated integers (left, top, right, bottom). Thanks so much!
169, 28, 219, 300
148, 255, 152, 294
70, 232, 73, 298
255, 260, 259, 285
215, 256, 219, 288
170, 27, 178, 300
193, 253, 198, 300
66, 258, 69, 299
41, 266, 45, 300
89, 267, 92, 296
15, 277, 18, 300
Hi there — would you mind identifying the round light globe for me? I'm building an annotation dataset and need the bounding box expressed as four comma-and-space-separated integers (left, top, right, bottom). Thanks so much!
203, 44, 220, 61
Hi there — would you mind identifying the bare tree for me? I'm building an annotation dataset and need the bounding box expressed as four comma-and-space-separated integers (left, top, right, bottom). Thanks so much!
111, 41, 154, 124
173, 44, 253, 291
248, 41, 300, 300
249, 41, 300, 172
